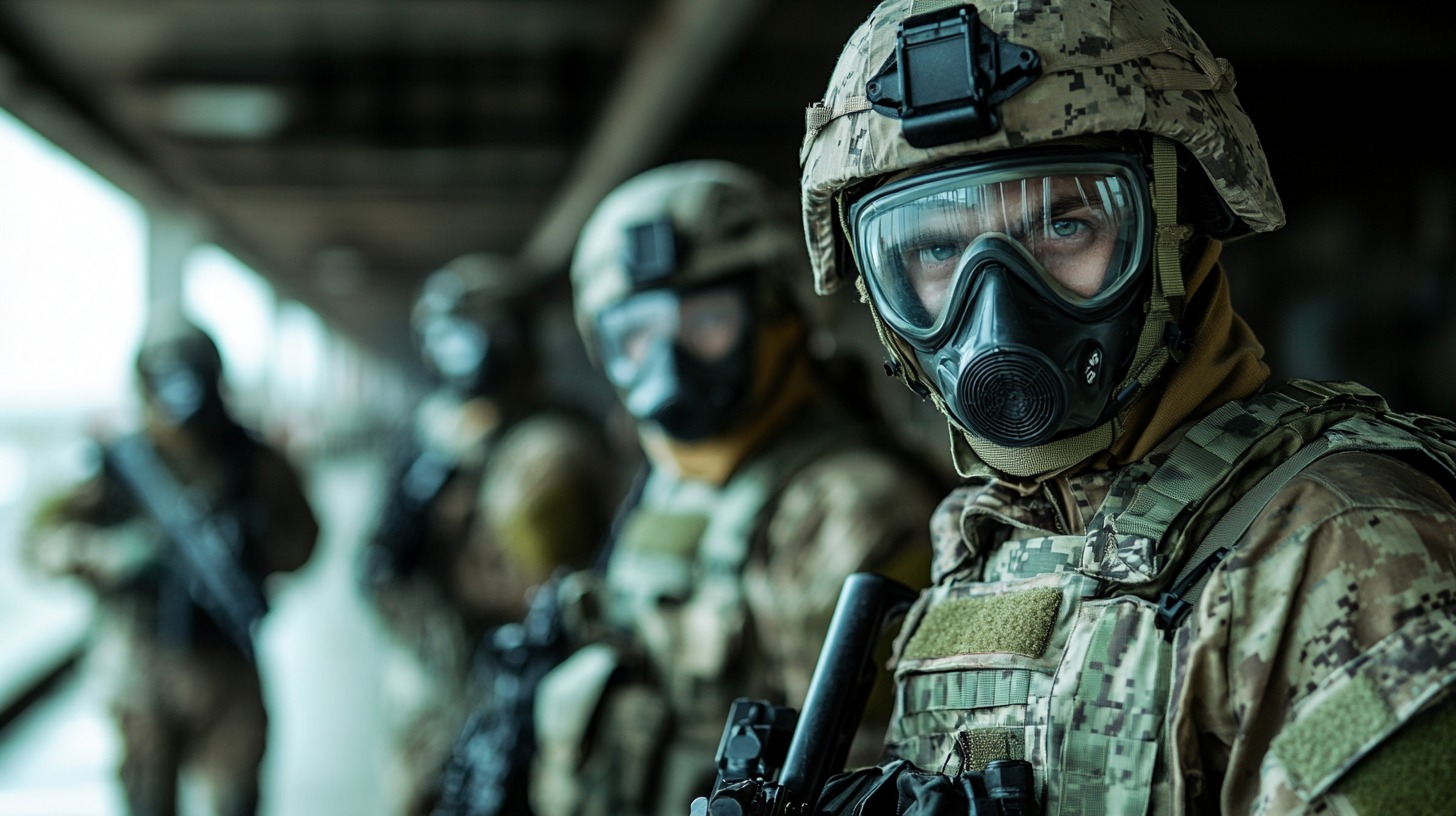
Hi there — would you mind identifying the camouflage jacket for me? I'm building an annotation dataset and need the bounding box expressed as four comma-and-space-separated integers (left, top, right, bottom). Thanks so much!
532, 395, 941, 816
882, 380, 1456, 814
23, 420, 318, 666
363, 394, 619, 678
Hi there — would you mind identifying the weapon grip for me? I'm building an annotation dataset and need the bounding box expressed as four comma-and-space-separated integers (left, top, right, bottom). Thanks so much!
778, 572, 918, 804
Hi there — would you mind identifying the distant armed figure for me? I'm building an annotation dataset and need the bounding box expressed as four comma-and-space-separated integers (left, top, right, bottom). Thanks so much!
357, 253, 624, 816
23, 317, 319, 816
530, 160, 948, 816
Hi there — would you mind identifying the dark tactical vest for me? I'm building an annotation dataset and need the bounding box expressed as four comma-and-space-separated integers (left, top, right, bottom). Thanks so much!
884, 379, 1456, 814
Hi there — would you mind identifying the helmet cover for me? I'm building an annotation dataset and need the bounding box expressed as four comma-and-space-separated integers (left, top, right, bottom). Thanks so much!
571, 161, 808, 440
800, 0, 1284, 295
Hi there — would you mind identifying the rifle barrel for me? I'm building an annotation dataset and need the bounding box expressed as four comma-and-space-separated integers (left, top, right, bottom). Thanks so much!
777, 572, 918, 803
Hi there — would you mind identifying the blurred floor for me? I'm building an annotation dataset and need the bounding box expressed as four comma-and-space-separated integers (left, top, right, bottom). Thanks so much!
0, 448, 404, 816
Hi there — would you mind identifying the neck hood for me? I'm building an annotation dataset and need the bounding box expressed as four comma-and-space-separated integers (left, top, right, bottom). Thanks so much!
1097, 237, 1269, 466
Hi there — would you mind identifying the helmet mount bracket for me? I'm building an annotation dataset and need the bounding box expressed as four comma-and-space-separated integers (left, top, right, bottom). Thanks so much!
865, 4, 1042, 148
623, 217, 680, 287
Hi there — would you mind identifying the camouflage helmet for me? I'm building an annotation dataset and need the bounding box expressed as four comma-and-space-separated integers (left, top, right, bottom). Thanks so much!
412, 252, 530, 335
570, 159, 806, 355
800, 0, 1285, 296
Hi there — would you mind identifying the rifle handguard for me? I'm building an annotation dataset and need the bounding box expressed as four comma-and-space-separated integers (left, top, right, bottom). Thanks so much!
693, 572, 919, 816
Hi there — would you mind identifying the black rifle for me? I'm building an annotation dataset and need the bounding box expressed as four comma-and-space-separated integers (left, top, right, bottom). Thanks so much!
430, 573, 568, 816
101, 432, 268, 664
690, 572, 919, 816
694, 571, 1044, 816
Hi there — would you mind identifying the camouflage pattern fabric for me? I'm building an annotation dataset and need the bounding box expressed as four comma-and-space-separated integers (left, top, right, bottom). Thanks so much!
364, 394, 620, 816
882, 380, 1456, 814
22, 425, 318, 816
532, 395, 940, 816
799, 0, 1283, 297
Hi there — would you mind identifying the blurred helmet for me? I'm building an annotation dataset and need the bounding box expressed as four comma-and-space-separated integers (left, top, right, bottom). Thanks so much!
135, 317, 226, 428
799, 0, 1284, 475
571, 160, 807, 441
412, 253, 534, 397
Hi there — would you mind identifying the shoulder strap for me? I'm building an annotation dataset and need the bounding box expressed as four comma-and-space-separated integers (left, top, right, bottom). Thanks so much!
1152, 383, 1456, 631
1153, 435, 1334, 630
1110, 379, 1385, 543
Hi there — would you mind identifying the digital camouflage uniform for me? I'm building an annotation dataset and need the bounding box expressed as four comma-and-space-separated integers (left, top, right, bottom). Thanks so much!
796, 1, 1456, 813
881, 370, 1456, 814
23, 320, 319, 816
531, 161, 947, 816
359, 255, 622, 816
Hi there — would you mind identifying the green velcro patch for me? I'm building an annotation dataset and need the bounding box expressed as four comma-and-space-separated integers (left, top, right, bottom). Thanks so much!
1337, 695, 1456, 815
903, 588, 1063, 660
1272, 674, 1395, 795
958, 728, 1025, 772
617, 510, 707, 557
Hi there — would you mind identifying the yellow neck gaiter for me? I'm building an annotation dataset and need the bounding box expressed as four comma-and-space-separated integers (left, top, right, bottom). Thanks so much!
639, 316, 815, 486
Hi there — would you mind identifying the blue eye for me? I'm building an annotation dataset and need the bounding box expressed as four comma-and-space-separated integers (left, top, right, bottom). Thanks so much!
1049, 219, 1083, 238
919, 243, 960, 263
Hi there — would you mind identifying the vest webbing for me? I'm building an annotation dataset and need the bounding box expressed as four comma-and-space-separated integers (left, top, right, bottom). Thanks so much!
1094, 379, 1456, 629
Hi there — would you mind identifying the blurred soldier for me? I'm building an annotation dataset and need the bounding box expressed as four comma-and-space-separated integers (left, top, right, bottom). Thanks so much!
786, 0, 1456, 813
23, 317, 319, 816
357, 253, 622, 816
529, 159, 948, 816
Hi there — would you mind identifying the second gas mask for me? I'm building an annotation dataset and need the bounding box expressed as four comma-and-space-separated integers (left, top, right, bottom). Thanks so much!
417, 313, 523, 398
595, 281, 756, 442
850, 151, 1154, 447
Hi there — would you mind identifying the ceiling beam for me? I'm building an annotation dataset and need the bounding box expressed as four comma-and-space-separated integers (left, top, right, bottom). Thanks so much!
517, 0, 769, 276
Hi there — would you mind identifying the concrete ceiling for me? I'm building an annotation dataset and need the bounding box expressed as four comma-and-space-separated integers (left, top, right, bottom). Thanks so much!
1, 0, 1453, 368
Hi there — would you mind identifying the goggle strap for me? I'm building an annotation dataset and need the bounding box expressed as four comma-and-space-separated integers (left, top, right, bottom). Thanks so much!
1151, 136, 1188, 314
1126, 136, 1189, 384
1100, 136, 1189, 446
855, 273, 926, 395
837, 193, 865, 288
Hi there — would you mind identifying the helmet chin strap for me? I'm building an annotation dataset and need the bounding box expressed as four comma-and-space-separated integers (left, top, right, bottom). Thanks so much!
851, 136, 1192, 481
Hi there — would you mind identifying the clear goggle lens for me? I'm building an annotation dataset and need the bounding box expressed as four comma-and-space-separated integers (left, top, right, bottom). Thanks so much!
851, 154, 1151, 346
596, 284, 749, 386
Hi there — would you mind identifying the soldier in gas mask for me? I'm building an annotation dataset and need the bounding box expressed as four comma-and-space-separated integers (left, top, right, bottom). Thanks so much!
791, 0, 1456, 813
529, 160, 948, 816
357, 253, 624, 816
23, 317, 319, 816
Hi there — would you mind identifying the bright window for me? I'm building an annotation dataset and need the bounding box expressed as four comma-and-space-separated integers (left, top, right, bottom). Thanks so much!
0, 108, 147, 425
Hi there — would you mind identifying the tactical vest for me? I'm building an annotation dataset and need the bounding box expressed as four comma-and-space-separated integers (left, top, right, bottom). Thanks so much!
607, 400, 874, 729
536, 400, 879, 816
883, 379, 1456, 814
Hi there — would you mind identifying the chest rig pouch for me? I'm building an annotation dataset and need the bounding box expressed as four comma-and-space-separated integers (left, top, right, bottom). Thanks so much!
883, 379, 1456, 815
573, 404, 873, 816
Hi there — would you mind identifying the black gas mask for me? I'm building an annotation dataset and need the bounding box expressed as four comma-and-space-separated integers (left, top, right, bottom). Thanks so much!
418, 313, 522, 398
850, 151, 1154, 447
595, 281, 756, 442
138, 350, 226, 429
